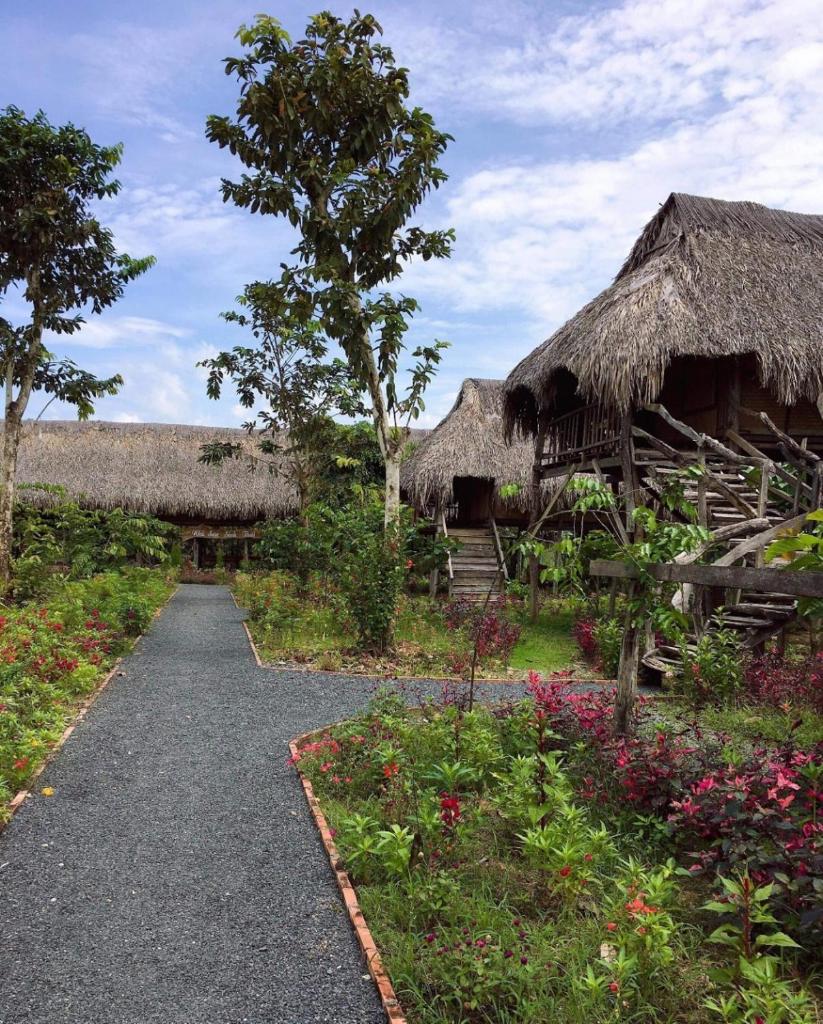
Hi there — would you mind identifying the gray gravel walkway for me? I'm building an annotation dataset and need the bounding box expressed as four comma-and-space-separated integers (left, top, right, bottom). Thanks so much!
1, 584, 519, 1024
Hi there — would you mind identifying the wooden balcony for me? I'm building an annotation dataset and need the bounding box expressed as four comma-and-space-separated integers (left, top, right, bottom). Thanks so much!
542, 403, 622, 469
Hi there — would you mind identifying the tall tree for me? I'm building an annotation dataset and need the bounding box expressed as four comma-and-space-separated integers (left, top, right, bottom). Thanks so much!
0, 106, 153, 588
206, 11, 453, 524
199, 281, 365, 513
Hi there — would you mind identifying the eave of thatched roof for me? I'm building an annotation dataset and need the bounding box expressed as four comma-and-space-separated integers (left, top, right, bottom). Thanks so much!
13, 420, 300, 520
504, 192, 823, 437
401, 378, 547, 512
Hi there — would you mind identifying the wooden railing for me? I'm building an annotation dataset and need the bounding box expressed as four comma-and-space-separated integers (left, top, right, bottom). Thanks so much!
542, 402, 622, 467
440, 508, 454, 581
489, 516, 509, 582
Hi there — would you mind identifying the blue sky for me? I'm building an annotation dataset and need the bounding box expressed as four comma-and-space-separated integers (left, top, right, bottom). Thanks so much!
2, 0, 822, 427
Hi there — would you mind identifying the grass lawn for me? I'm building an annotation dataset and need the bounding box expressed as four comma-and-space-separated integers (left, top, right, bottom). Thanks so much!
508, 603, 582, 676
234, 572, 591, 679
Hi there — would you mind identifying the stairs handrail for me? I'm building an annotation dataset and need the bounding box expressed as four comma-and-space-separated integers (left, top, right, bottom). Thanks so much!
713, 512, 810, 568
489, 516, 509, 582
642, 403, 759, 466
440, 509, 454, 581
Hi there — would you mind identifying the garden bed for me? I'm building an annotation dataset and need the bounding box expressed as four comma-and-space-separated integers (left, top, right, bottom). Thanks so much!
234, 571, 590, 680
291, 680, 822, 1023
0, 568, 176, 820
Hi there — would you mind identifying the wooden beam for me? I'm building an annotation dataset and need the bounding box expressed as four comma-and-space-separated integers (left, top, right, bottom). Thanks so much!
632, 427, 758, 517
589, 559, 823, 598
726, 430, 813, 503
761, 412, 820, 462
713, 513, 809, 567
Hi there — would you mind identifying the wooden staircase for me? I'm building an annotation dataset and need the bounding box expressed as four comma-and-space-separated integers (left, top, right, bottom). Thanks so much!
447, 526, 505, 601
634, 437, 810, 675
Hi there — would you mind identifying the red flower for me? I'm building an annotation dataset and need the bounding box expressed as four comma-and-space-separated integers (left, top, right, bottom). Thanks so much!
558, 865, 572, 878
609, 981, 620, 993
440, 794, 461, 828
606, 922, 617, 932
13, 757, 29, 770
382, 762, 399, 779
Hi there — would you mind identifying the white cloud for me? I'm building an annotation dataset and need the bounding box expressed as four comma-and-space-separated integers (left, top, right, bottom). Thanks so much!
52, 316, 191, 350
396, 0, 823, 127
400, 0, 823, 340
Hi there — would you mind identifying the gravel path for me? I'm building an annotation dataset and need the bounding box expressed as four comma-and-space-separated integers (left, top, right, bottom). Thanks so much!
2, 584, 523, 1024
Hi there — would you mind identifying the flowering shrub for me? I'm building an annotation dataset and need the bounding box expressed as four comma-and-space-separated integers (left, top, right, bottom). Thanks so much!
442, 596, 522, 670
0, 569, 172, 811
572, 616, 622, 676
291, 685, 819, 1021
669, 743, 823, 941
744, 650, 823, 713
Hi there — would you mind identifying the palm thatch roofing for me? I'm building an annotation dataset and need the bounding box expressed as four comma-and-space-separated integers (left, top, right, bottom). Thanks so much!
401, 378, 551, 512
14, 420, 300, 520
504, 192, 823, 437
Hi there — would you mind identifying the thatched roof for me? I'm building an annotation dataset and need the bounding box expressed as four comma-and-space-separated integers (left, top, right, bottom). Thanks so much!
401, 378, 546, 512
504, 192, 823, 437
14, 420, 300, 521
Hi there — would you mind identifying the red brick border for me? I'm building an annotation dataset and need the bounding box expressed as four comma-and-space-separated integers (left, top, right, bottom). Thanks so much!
289, 726, 407, 1023
1, 585, 177, 833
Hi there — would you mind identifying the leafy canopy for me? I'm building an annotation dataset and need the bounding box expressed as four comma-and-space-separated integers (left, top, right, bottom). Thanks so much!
206, 11, 453, 443
0, 105, 153, 415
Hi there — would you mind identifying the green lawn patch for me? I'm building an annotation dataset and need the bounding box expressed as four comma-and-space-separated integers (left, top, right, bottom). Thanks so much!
234, 571, 588, 679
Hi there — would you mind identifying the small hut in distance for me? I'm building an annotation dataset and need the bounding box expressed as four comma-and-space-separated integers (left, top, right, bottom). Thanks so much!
402, 378, 547, 598
15, 420, 300, 569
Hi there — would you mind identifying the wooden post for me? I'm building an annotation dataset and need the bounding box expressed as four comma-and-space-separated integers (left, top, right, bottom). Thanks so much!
613, 582, 641, 736
697, 449, 708, 528
528, 421, 548, 624
614, 409, 641, 736
429, 503, 442, 599
193, 537, 200, 569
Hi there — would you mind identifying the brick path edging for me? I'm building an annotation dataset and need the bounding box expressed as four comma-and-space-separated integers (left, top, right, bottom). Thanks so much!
289, 727, 407, 1024
1, 585, 177, 834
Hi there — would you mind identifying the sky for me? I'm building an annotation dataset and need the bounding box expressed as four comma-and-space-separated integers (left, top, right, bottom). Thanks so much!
2, 0, 822, 428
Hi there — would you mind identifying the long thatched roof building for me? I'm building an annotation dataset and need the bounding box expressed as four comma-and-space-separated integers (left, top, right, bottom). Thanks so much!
504, 192, 823, 441
401, 378, 548, 521
14, 420, 300, 522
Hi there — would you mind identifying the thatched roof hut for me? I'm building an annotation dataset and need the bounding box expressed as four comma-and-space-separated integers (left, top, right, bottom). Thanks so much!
401, 378, 546, 516
504, 192, 823, 439
14, 420, 299, 522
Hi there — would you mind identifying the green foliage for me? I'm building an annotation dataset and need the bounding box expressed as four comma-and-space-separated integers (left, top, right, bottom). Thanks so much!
703, 874, 815, 1024
207, 12, 453, 502
293, 699, 758, 1023
592, 618, 623, 677
766, 510, 823, 623
678, 628, 743, 705
332, 496, 407, 652
0, 569, 173, 810
12, 496, 175, 599
198, 285, 367, 510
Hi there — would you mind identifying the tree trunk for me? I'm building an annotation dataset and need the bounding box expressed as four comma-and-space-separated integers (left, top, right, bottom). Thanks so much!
384, 450, 401, 527
1, 275, 46, 592
0, 413, 21, 590
528, 554, 540, 623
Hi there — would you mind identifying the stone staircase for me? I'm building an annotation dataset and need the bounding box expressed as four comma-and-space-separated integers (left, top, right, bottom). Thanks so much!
447, 526, 505, 602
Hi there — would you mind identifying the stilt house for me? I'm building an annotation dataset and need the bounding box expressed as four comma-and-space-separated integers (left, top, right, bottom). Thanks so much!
503, 193, 823, 669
